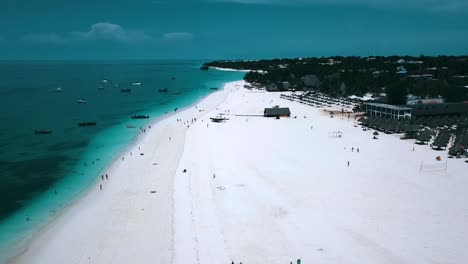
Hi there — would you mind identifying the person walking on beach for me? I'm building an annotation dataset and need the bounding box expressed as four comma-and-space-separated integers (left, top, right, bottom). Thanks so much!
106, 174, 108, 180
130, 152, 132, 156
357, 148, 359, 153
101, 175, 104, 180
347, 161, 350, 166
100, 184, 103, 191
352, 147, 354, 152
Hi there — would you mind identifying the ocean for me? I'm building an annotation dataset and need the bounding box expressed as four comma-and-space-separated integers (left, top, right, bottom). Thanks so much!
0, 61, 244, 259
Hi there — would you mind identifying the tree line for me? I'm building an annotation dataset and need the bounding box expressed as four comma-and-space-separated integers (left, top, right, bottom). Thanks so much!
201, 56, 468, 105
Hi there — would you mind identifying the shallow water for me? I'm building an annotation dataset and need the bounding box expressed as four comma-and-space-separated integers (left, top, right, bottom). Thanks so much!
0, 61, 244, 259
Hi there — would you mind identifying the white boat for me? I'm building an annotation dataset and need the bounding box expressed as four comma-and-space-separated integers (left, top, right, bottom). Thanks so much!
54, 87, 63, 93
77, 99, 87, 104
131, 82, 142, 86
101, 79, 108, 83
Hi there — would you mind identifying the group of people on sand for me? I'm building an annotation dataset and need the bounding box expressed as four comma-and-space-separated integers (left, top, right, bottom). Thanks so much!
99, 173, 109, 190
346, 146, 360, 167
176, 116, 199, 128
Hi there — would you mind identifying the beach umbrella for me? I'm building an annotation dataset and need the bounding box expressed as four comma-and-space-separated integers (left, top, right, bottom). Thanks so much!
373, 131, 379, 136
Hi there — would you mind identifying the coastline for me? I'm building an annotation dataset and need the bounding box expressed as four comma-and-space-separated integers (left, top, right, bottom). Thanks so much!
208, 66, 267, 74
9, 80, 245, 263
9, 78, 468, 263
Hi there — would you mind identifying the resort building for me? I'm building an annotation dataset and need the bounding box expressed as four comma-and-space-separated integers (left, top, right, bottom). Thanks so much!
366, 102, 468, 119
264, 107, 291, 118
366, 103, 412, 119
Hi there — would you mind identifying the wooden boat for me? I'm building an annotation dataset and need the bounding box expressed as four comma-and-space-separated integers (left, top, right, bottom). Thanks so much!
210, 117, 229, 123
120, 88, 131, 93
78, 122, 97, 126
158, 88, 168, 92
210, 87, 218, 90
131, 115, 149, 119
77, 99, 87, 104
34, 130, 52, 134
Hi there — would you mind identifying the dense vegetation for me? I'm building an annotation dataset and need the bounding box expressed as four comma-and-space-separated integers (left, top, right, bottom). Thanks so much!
201, 56, 468, 105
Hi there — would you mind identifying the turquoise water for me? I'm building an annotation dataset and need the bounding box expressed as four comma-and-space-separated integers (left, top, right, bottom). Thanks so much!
0, 61, 244, 260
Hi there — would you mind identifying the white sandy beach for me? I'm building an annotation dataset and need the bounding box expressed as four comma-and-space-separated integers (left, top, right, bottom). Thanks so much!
12, 80, 468, 264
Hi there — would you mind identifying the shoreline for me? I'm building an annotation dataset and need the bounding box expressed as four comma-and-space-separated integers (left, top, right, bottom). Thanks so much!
9, 80, 245, 263
208, 66, 267, 74
10, 80, 468, 263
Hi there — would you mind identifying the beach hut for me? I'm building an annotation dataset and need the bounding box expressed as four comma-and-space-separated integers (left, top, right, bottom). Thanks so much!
373, 131, 379, 139
264, 107, 291, 118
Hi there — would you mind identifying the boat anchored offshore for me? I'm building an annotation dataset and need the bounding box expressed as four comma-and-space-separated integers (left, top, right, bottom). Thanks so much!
210, 87, 219, 90
131, 115, 149, 119
120, 88, 131, 93
34, 130, 52, 134
77, 99, 87, 104
131, 82, 142, 86
54, 87, 63, 93
159, 88, 168, 92
78, 121, 96, 126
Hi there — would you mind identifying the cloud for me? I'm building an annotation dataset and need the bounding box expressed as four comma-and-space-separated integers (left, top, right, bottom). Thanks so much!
71, 22, 151, 43
21, 33, 68, 45
21, 22, 152, 45
162, 32, 193, 41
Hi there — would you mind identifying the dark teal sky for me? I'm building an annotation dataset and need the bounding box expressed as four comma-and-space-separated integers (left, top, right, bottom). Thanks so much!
0, 0, 467, 59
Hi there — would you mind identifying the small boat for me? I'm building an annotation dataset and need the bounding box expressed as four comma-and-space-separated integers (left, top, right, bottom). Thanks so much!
126, 124, 136, 128
77, 99, 87, 104
98, 86, 104, 90
158, 88, 168, 92
54, 87, 63, 93
210, 87, 218, 90
34, 130, 52, 134
210, 117, 229, 123
101, 79, 108, 83
78, 122, 96, 126
114, 84, 119, 88
131, 82, 142, 86
131, 115, 149, 119
170, 77, 176, 80
120, 88, 131, 93
174, 108, 178, 112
